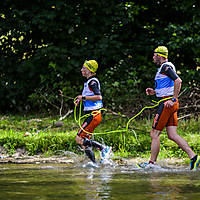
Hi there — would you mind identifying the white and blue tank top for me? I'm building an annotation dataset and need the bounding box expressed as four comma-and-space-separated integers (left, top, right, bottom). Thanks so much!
82, 77, 103, 111
155, 62, 178, 97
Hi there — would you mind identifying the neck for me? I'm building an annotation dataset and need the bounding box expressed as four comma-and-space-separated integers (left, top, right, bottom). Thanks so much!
161, 58, 168, 65
86, 73, 95, 79
86, 75, 93, 79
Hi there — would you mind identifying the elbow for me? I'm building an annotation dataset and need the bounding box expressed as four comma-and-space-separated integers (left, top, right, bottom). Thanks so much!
97, 95, 102, 101
175, 77, 182, 84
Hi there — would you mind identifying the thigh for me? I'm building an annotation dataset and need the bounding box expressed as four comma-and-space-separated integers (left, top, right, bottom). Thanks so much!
152, 101, 179, 131
85, 112, 102, 134
166, 102, 179, 127
77, 115, 93, 139
77, 112, 102, 139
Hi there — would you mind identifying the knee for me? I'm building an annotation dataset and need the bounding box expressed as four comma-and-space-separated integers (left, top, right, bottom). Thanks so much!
75, 135, 83, 145
166, 126, 178, 141
150, 129, 160, 139
75, 136, 78, 143
167, 134, 173, 140
167, 134, 176, 141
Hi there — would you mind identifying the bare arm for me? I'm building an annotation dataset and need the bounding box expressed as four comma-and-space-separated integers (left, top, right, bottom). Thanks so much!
74, 79, 102, 105
173, 77, 182, 99
165, 77, 182, 107
74, 95, 102, 106
77, 95, 102, 101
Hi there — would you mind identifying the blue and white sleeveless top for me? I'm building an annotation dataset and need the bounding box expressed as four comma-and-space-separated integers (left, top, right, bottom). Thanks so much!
82, 77, 103, 111
155, 62, 176, 97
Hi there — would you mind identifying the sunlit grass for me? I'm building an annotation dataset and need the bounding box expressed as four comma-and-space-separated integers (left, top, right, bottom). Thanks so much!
0, 114, 199, 159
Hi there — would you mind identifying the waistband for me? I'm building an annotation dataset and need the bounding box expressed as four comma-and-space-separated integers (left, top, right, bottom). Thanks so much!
158, 95, 172, 100
84, 109, 101, 115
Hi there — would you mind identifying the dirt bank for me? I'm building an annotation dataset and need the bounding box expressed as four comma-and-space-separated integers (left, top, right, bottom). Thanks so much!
0, 153, 188, 170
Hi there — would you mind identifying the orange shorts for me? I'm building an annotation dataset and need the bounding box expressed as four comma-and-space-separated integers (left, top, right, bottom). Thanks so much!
77, 111, 102, 139
152, 100, 179, 131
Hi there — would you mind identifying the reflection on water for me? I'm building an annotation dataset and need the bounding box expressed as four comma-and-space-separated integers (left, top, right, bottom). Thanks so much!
0, 160, 200, 200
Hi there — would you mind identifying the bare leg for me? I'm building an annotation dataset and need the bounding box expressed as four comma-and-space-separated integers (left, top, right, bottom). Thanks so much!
166, 126, 195, 159
75, 135, 85, 148
150, 129, 161, 162
75, 135, 96, 163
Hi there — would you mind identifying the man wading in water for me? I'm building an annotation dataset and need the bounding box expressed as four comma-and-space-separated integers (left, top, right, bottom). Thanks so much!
74, 60, 112, 166
137, 46, 200, 170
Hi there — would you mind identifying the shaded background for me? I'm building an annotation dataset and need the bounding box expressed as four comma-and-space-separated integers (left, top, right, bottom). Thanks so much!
0, 0, 199, 115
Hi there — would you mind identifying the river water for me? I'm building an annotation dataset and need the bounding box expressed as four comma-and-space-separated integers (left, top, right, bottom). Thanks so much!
0, 160, 200, 200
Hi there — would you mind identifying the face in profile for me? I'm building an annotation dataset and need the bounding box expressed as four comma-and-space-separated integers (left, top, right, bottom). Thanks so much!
153, 53, 162, 65
81, 65, 91, 77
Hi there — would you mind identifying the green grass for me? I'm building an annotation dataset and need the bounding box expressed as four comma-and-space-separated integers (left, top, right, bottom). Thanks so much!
0, 114, 199, 160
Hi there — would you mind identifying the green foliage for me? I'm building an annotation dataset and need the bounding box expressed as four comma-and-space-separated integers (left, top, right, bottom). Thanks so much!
0, 115, 78, 155
0, 0, 200, 113
0, 114, 199, 159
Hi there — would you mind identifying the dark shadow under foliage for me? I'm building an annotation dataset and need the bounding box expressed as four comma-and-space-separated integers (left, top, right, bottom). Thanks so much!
0, 0, 199, 114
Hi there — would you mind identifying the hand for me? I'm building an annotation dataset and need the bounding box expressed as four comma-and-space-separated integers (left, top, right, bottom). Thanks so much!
74, 95, 82, 106
146, 88, 155, 95
74, 98, 80, 106
164, 100, 175, 108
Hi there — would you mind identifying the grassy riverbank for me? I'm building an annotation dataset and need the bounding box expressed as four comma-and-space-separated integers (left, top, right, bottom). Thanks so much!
0, 114, 199, 163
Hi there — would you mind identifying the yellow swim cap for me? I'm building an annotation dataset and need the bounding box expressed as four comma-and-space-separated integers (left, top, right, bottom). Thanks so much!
84, 60, 98, 73
154, 46, 168, 58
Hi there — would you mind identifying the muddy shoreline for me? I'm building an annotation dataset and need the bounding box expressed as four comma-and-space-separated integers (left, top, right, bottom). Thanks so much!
0, 146, 188, 167
0, 155, 75, 164
0, 153, 187, 169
